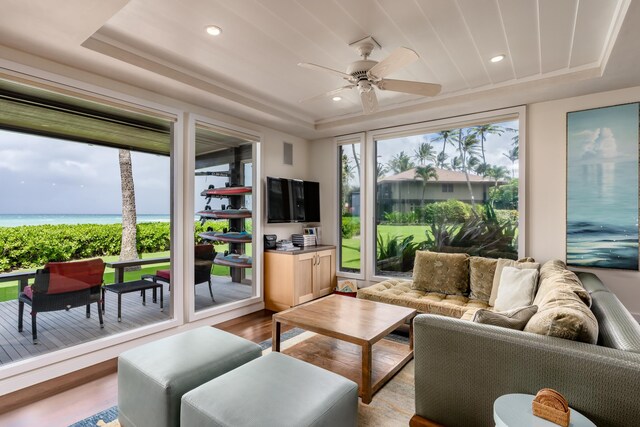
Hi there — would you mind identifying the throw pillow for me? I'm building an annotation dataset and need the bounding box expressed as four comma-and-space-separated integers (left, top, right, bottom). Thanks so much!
489, 258, 540, 306
534, 269, 591, 308
472, 305, 538, 330
524, 286, 599, 344
493, 267, 539, 312
469, 257, 498, 302
411, 251, 470, 295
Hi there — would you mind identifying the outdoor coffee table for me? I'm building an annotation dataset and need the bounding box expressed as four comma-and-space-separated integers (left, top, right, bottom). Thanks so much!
272, 294, 416, 404
101, 279, 163, 322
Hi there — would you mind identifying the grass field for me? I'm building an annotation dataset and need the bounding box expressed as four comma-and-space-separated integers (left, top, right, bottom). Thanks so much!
0, 243, 251, 302
340, 224, 432, 271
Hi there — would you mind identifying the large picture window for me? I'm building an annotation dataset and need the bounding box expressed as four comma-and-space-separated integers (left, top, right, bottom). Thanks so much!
375, 120, 519, 277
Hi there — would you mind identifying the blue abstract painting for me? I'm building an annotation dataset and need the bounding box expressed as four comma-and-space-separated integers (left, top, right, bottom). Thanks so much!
567, 103, 639, 270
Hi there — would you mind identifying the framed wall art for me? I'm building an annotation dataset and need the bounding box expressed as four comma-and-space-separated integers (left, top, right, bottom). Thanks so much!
566, 102, 639, 270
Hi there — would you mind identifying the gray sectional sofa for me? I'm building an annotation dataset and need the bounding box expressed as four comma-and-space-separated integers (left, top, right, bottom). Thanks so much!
411, 271, 640, 427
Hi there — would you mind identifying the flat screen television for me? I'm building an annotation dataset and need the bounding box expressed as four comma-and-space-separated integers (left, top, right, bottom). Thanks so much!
266, 177, 320, 223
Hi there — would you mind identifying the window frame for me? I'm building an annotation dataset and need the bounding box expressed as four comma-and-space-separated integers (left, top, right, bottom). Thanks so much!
366, 107, 527, 283
0, 66, 185, 389
187, 115, 264, 323
335, 133, 366, 280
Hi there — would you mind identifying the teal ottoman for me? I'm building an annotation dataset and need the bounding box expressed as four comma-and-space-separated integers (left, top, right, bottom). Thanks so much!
181, 352, 359, 427
118, 327, 261, 427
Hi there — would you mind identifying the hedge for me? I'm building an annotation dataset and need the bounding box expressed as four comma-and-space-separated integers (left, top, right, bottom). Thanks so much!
0, 220, 251, 272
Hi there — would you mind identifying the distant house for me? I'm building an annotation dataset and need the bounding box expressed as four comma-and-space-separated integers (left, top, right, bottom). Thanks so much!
376, 167, 505, 217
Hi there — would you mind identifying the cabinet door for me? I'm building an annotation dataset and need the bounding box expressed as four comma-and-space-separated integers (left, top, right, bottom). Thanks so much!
294, 253, 315, 304
314, 249, 336, 297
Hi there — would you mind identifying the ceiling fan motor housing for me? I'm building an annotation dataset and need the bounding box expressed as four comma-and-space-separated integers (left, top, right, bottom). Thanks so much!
346, 60, 378, 81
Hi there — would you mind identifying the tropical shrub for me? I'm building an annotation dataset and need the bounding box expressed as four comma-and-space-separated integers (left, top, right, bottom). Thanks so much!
422, 204, 518, 259
0, 220, 250, 272
420, 200, 472, 224
376, 233, 426, 273
341, 216, 360, 239
489, 179, 518, 210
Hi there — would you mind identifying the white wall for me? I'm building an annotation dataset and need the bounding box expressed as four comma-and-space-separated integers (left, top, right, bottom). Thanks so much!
261, 134, 311, 239
308, 138, 337, 247
528, 85, 640, 318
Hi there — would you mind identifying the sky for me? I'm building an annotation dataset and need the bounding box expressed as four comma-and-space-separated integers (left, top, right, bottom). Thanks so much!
0, 130, 170, 214
376, 119, 519, 178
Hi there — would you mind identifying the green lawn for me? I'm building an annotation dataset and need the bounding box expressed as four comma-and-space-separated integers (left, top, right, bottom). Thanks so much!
340, 225, 433, 270
0, 244, 251, 302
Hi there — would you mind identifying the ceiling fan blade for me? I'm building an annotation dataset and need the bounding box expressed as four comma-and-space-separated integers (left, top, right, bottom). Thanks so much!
376, 79, 442, 97
367, 47, 419, 80
298, 85, 355, 103
298, 62, 352, 80
360, 89, 378, 115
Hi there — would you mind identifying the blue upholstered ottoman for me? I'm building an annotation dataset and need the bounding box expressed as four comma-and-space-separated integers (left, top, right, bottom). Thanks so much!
181, 352, 359, 427
118, 327, 262, 427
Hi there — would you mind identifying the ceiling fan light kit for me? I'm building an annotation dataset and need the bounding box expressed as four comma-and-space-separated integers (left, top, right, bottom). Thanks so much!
298, 35, 442, 114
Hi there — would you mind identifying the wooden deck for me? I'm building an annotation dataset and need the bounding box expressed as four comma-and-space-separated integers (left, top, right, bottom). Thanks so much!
0, 277, 253, 365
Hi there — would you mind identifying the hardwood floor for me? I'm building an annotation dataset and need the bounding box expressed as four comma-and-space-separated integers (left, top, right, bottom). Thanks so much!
0, 309, 287, 427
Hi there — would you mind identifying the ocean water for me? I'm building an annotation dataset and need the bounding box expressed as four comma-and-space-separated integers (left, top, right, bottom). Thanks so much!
567, 160, 638, 270
0, 214, 170, 227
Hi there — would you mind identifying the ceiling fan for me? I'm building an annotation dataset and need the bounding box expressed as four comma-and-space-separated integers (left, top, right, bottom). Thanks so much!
298, 36, 441, 114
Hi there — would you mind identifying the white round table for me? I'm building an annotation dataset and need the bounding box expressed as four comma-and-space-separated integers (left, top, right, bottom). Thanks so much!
494, 393, 596, 427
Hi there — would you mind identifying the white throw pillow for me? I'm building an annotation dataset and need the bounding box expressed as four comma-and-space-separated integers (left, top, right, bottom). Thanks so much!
493, 267, 539, 312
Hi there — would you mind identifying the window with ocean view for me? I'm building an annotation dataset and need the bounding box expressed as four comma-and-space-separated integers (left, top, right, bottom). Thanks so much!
0, 108, 172, 365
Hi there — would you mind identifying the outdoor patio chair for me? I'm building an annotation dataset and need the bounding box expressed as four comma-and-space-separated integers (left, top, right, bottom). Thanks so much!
18, 258, 105, 344
143, 244, 216, 301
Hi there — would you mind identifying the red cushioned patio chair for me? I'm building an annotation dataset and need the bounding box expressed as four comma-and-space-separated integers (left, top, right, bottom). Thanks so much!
18, 258, 105, 344
143, 244, 215, 301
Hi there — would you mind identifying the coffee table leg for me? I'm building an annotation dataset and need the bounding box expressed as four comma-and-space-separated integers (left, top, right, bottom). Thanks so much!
117, 294, 122, 322
362, 342, 372, 404
272, 319, 281, 352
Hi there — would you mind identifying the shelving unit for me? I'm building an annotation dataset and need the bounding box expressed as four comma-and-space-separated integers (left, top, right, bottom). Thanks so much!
198, 178, 252, 282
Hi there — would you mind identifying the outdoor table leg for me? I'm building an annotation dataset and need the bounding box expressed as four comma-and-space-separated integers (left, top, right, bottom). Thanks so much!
160, 286, 163, 311
153, 287, 157, 303
117, 293, 122, 322
142, 289, 146, 306
115, 268, 124, 284
101, 288, 105, 313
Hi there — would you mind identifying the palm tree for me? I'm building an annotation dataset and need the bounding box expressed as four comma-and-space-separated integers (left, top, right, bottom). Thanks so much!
387, 151, 415, 174
376, 162, 389, 179
118, 149, 139, 269
472, 124, 505, 166
486, 165, 510, 188
450, 155, 462, 171
433, 130, 456, 168
350, 145, 360, 182
457, 129, 479, 206
436, 151, 449, 169
341, 153, 355, 211
414, 140, 436, 165
503, 146, 518, 178
415, 165, 438, 205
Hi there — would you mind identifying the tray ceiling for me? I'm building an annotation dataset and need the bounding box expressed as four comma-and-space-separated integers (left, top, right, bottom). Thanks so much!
0, 0, 635, 137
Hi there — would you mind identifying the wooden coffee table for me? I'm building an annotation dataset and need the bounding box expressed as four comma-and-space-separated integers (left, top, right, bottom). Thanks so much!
272, 294, 416, 404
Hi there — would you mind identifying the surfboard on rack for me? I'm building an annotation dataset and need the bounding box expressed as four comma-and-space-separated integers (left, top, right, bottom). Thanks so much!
197, 208, 252, 219
214, 254, 252, 268
201, 186, 252, 197
199, 231, 252, 243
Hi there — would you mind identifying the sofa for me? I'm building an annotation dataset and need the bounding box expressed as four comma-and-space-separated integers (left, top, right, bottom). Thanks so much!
357, 252, 640, 426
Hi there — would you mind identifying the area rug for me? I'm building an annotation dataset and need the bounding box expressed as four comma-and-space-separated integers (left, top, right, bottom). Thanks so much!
69, 332, 414, 427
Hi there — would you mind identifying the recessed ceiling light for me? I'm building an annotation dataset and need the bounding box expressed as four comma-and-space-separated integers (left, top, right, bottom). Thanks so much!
490, 54, 505, 63
332, 96, 342, 102
205, 25, 222, 36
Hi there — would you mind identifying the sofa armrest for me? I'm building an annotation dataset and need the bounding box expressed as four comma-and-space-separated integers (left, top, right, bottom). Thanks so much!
413, 314, 640, 427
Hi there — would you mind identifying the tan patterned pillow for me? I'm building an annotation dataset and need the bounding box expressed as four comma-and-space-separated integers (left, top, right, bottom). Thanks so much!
489, 258, 540, 306
469, 257, 498, 302
473, 305, 538, 330
534, 269, 591, 308
411, 251, 469, 295
524, 286, 598, 343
